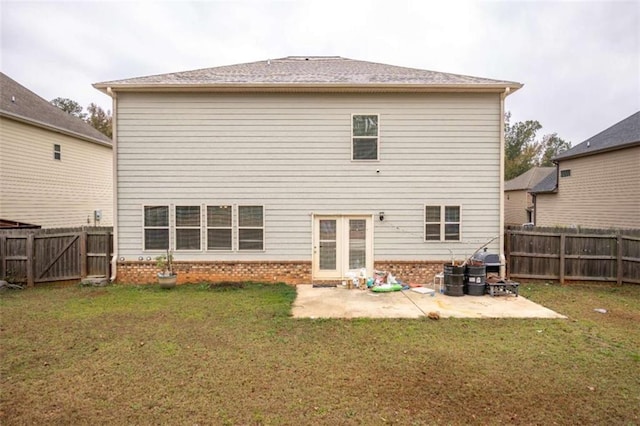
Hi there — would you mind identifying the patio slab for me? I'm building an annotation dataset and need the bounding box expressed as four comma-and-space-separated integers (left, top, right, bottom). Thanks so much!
292, 285, 566, 319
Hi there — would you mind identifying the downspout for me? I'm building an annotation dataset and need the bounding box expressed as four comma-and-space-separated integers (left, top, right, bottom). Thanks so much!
499, 88, 510, 277
107, 87, 119, 282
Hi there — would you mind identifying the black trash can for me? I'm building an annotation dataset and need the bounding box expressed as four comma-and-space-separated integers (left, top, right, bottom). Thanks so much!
465, 265, 487, 296
443, 263, 465, 296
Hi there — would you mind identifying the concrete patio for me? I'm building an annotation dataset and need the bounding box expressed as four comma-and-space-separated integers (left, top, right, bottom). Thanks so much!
292, 284, 567, 319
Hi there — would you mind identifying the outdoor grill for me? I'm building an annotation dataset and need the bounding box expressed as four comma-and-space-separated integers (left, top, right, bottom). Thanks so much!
472, 248, 502, 274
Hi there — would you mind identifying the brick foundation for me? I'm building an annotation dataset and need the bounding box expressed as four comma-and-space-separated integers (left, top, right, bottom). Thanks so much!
116, 261, 312, 285
373, 261, 445, 284
116, 260, 446, 286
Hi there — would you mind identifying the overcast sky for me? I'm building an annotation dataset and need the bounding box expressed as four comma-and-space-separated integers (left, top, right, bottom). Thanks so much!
1, 0, 638, 145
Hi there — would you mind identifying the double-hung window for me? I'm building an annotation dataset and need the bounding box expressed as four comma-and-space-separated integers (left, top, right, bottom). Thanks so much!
425, 205, 461, 241
352, 114, 379, 160
207, 205, 232, 250
53, 144, 61, 160
238, 206, 264, 250
144, 206, 169, 250
175, 206, 201, 250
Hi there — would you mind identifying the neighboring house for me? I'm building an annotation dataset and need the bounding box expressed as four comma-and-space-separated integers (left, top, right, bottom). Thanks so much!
531, 111, 640, 229
94, 56, 521, 284
0, 73, 113, 228
504, 167, 555, 225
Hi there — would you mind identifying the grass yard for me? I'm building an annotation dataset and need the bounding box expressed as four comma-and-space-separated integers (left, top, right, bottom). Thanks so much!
1, 281, 639, 425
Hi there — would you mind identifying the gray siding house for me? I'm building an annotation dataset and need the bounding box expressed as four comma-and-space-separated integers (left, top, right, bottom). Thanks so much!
94, 56, 521, 285
531, 111, 639, 229
1, 73, 113, 228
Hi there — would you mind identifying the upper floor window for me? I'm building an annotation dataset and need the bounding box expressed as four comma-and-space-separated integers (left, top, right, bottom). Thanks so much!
144, 206, 169, 250
560, 169, 571, 178
425, 205, 461, 241
54, 144, 61, 160
175, 206, 201, 250
352, 114, 379, 160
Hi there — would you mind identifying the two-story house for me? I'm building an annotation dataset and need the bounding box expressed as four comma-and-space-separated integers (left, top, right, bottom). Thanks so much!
1, 73, 113, 228
94, 56, 521, 285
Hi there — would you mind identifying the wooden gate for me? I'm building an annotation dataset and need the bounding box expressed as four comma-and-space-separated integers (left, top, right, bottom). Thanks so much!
0, 227, 112, 286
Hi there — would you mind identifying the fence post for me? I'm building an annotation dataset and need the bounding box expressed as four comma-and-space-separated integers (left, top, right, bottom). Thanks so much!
26, 233, 34, 287
0, 234, 5, 279
80, 230, 87, 278
559, 233, 566, 285
105, 230, 112, 278
617, 234, 623, 285
505, 229, 511, 278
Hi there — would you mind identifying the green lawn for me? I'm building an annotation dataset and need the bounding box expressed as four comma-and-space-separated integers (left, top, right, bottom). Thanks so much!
1, 282, 639, 425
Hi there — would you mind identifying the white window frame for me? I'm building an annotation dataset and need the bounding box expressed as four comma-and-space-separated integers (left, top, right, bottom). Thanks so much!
143, 205, 170, 251
53, 143, 61, 160
424, 205, 462, 242
351, 113, 380, 161
174, 205, 202, 251
237, 205, 265, 251
206, 205, 233, 251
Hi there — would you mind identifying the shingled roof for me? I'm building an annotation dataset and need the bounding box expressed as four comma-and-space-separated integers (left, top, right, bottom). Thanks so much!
94, 56, 522, 93
505, 167, 555, 191
529, 170, 558, 194
1, 72, 111, 146
553, 111, 639, 161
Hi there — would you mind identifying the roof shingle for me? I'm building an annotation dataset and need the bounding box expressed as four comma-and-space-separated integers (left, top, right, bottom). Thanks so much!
553, 111, 639, 161
94, 56, 522, 92
505, 167, 555, 191
1, 72, 111, 146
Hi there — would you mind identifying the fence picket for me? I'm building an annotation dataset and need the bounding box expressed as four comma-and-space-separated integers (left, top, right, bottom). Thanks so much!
506, 226, 640, 284
0, 227, 113, 285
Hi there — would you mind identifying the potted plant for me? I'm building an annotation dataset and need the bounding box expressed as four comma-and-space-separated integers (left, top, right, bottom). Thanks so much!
155, 250, 177, 288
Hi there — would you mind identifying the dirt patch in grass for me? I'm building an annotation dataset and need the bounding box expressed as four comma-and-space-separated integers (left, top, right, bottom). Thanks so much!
1, 282, 638, 425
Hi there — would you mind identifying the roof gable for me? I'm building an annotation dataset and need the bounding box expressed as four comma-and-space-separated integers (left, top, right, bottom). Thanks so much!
0, 72, 112, 146
504, 167, 555, 191
554, 111, 639, 161
94, 56, 522, 93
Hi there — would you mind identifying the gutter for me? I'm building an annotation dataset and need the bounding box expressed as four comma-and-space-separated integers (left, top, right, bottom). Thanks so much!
499, 87, 510, 277
94, 82, 524, 95
107, 87, 119, 282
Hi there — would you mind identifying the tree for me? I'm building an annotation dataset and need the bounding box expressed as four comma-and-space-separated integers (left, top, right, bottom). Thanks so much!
50, 97, 86, 120
504, 112, 542, 180
540, 133, 571, 166
86, 103, 112, 138
504, 112, 571, 180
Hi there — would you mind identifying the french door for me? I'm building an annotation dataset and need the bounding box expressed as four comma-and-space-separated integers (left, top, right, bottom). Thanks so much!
312, 215, 373, 281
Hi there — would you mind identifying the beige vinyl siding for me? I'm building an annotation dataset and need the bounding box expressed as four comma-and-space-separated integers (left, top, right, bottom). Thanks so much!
116, 92, 502, 261
504, 189, 531, 225
535, 146, 640, 229
0, 117, 113, 227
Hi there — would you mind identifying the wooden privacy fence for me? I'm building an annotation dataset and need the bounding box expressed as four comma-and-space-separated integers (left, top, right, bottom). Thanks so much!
506, 226, 640, 284
0, 227, 113, 287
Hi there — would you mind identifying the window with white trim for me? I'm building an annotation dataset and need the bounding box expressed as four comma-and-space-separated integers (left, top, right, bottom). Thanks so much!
175, 206, 201, 250
144, 206, 169, 250
238, 206, 264, 250
425, 205, 461, 241
207, 205, 232, 250
54, 144, 61, 160
352, 114, 379, 160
